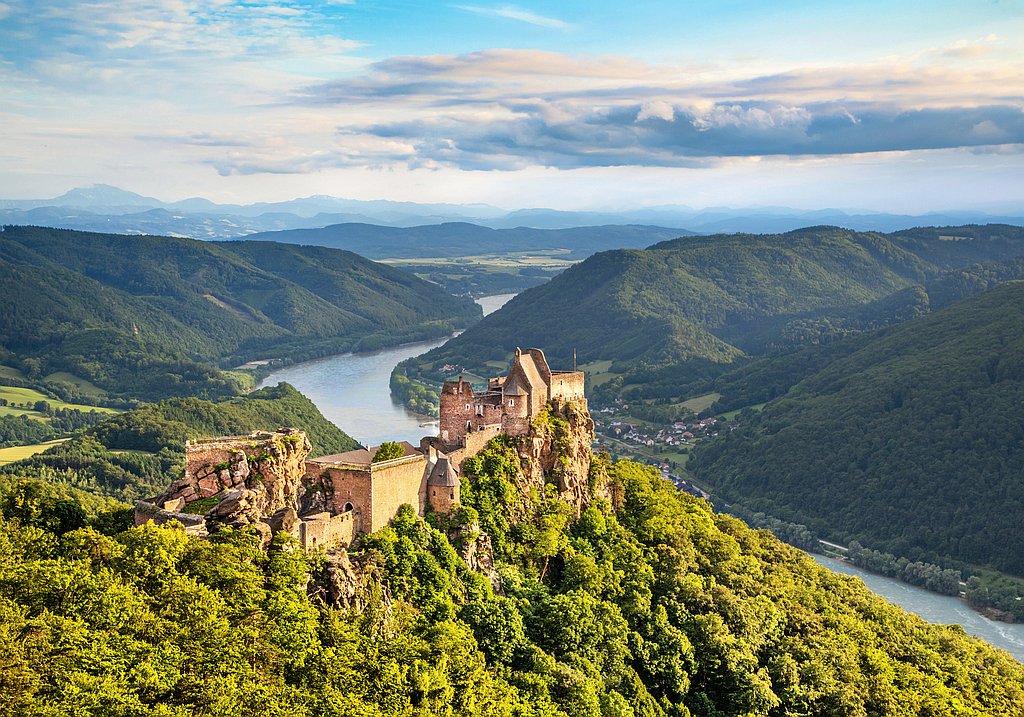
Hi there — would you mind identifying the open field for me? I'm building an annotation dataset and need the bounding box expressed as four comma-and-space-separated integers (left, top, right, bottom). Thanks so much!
0, 365, 26, 380
580, 359, 619, 388
43, 371, 106, 398
0, 438, 70, 465
681, 392, 722, 414
0, 385, 120, 414
379, 250, 577, 269
0, 405, 46, 420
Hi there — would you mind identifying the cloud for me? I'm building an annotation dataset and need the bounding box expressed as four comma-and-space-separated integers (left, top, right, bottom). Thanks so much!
341, 102, 1024, 170
0, 0, 363, 99
455, 4, 572, 30
278, 47, 1024, 171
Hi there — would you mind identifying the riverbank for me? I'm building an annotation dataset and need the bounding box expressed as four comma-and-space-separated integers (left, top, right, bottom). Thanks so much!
258, 295, 515, 446
813, 554, 1024, 661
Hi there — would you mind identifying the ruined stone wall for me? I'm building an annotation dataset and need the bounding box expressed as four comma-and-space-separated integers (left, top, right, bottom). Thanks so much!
368, 455, 429, 532
501, 415, 531, 438
134, 499, 209, 537
462, 424, 503, 457
471, 400, 503, 431
300, 511, 357, 549
550, 371, 586, 401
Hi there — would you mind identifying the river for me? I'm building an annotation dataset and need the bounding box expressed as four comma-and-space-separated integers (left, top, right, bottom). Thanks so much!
813, 555, 1024, 661
259, 292, 1024, 661
258, 293, 514, 447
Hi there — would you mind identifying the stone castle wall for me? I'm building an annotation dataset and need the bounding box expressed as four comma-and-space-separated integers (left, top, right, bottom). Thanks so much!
368, 455, 429, 532
501, 415, 531, 437
309, 464, 373, 521
439, 379, 475, 445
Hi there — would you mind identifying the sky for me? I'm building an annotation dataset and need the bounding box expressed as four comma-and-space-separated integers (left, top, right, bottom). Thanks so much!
1, 0, 1023, 212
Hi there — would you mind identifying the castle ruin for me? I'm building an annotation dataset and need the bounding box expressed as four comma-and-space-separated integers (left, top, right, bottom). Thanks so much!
136, 348, 585, 550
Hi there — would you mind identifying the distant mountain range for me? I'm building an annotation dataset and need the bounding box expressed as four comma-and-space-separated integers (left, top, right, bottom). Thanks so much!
2, 184, 1022, 240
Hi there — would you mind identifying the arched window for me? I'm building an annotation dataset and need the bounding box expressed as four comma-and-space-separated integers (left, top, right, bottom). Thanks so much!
466, 421, 472, 431
509, 399, 515, 407
343, 502, 354, 513
465, 403, 471, 410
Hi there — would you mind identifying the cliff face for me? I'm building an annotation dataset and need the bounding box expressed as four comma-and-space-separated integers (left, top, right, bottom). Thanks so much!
516, 399, 596, 515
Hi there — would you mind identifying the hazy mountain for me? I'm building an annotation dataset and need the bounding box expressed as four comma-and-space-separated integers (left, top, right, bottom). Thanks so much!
3, 184, 1022, 239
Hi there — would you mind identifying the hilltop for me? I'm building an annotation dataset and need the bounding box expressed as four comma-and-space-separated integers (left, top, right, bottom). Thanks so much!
1, 391, 1022, 714
0, 225, 480, 401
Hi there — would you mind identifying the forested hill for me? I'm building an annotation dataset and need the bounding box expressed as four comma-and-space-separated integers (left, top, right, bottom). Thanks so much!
243, 222, 687, 259
0, 382, 358, 504
0, 225, 480, 400
2, 437, 1023, 713
690, 281, 1024, 578
401, 224, 1024, 390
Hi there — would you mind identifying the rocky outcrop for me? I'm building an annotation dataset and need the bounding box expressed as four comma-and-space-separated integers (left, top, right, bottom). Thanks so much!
313, 549, 392, 613
147, 429, 313, 541
516, 399, 596, 516
447, 520, 502, 592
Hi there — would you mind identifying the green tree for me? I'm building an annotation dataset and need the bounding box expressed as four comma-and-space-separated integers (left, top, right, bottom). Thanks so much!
372, 441, 404, 463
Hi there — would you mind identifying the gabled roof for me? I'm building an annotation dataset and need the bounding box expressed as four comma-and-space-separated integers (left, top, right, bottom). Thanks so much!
511, 347, 548, 395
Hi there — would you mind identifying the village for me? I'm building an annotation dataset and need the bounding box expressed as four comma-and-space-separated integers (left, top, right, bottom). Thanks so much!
588, 396, 737, 500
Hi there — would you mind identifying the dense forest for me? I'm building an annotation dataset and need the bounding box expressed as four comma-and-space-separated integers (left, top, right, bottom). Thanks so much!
689, 282, 1024, 581
0, 225, 480, 401
398, 225, 1024, 401
1, 431, 1022, 715
0, 383, 357, 504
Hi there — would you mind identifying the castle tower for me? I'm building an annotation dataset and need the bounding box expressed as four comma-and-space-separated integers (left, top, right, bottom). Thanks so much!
439, 376, 475, 447
427, 456, 460, 513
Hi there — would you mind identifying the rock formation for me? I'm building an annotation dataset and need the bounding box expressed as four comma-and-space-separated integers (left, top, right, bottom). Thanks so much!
516, 398, 597, 516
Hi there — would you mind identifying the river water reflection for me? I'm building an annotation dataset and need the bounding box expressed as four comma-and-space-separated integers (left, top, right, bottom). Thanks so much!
813, 555, 1024, 661
260, 292, 1023, 661
258, 294, 514, 447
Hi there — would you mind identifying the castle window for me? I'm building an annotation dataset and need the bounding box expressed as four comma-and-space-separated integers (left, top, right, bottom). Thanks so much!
465, 403, 470, 411
509, 399, 514, 407
466, 421, 472, 431
343, 502, 353, 513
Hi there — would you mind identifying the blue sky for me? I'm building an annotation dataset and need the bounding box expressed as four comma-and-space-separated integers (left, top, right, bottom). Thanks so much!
1, 0, 1022, 211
